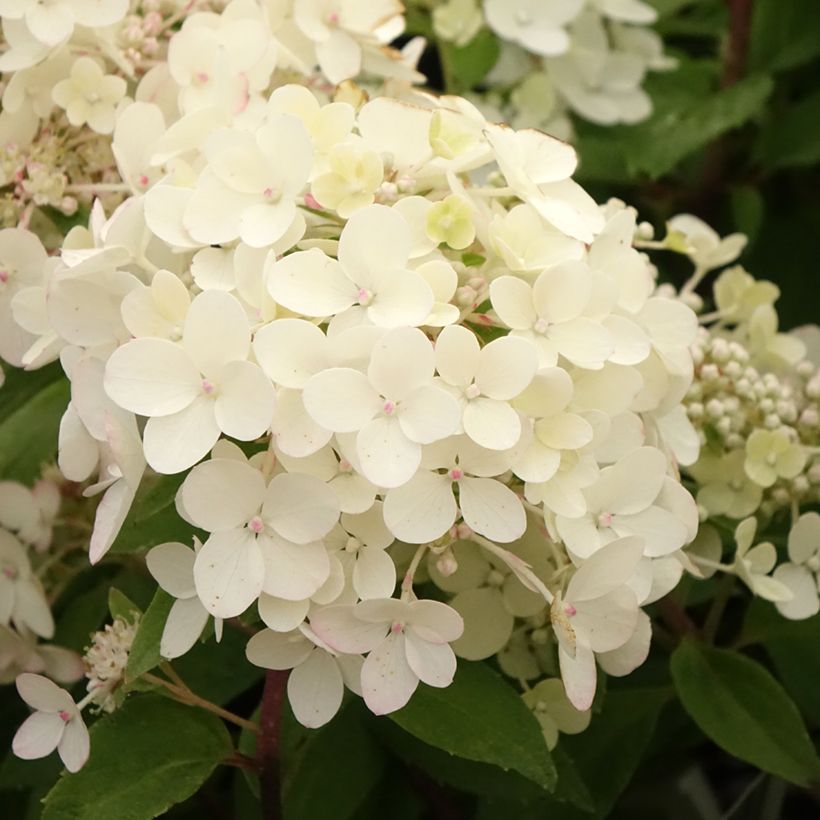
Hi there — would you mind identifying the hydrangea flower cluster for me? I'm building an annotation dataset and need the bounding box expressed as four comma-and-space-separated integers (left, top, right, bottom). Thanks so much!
425, 0, 675, 137
638, 215, 820, 621
0, 0, 709, 749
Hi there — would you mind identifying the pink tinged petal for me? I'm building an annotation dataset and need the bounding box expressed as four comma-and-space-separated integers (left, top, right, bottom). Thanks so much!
183, 290, 250, 379
357, 416, 421, 489
288, 649, 344, 728
214, 360, 275, 440
58, 716, 90, 773
353, 547, 397, 600
259, 533, 330, 601
181, 459, 265, 533
104, 338, 200, 417
16, 673, 73, 711
263, 473, 340, 543
367, 327, 434, 401
193, 530, 265, 618
548, 318, 613, 369
367, 273, 433, 328
12, 712, 65, 761
309, 604, 387, 654
258, 594, 309, 632
404, 631, 456, 688
567, 537, 645, 601
14, 579, 55, 639
399, 385, 461, 445
267, 249, 356, 318
253, 318, 329, 388
475, 336, 537, 400
272, 388, 333, 457
532, 263, 591, 323
302, 367, 381, 433
383, 471, 456, 544
613, 507, 689, 557
246, 629, 313, 670
459, 477, 526, 543
489, 276, 536, 330
160, 597, 209, 659
361, 632, 418, 715
559, 642, 597, 711
435, 325, 480, 387
142, 398, 220, 474
450, 587, 512, 660
146, 541, 196, 598
773, 564, 820, 621
572, 587, 639, 653
463, 398, 522, 451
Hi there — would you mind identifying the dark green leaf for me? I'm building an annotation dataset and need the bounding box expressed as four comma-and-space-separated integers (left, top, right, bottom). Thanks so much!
125, 588, 174, 681
110, 473, 194, 555
730, 186, 765, 246
108, 588, 142, 625
625, 74, 773, 178
0, 364, 69, 482
42, 696, 232, 820
388, 661, 556, 791
749, 0, 820, 73
757, 91, 820, 170
671, 639, 820, 786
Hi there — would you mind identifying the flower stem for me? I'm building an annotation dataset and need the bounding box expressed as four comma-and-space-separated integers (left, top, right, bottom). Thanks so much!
257, 670, 289, 820
141, 672, 258, 733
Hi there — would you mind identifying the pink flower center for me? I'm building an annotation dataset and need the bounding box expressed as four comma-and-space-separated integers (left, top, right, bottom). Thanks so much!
201, 378, 215, 395
391, 621, 404, 634
263, 186, 279, 200
0, 270, 8, 284
464, 384, 480, 400
449, 468, 463, 481
534, 317, 549, 334
564, 603, 577, 617
138, 174, 149, 187
383, 400, 395, 415
249, 516, 265, 534
357, 287, 373, 306
597, 512, 613, 528
1, 566, 16, 579
195, 71, 209, 84
58, 710, 71, 723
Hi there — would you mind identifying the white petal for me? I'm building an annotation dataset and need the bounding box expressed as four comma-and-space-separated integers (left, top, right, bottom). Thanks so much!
475, 336, 537, 400
183, 290, 249, 379
303, 368, 380, 433
181, 459, 265, 532
435, 325, 479, 387
160, 597, 209, 659
459, 477, 526, 543
383, 471, 456, 544
310, 604, 387, 654
272, 388, 333, 457
104, 339, 199, 417
773, 564, 820, 620
288, 649, 344, 728
193, 530, 265, 618
559, 642, 597, 711
404, 631, 456, 688
214, 360, 275, 440
463, 398, 522, 451
262, 473, 339, 543
12, 712, 64, 761
260, 533, 330, 601
16, 673, 72, 711
568, 536, 644, 601
353, 548, 397, 600
142, 398, 220, 474
146, 541, 197, 597
367, 327, 434, 401
572, 587, 639, 653
367, 272, 433, 328
253, 318, 329, 388
399, 385, 461, 445
267, 249, 356, 317
258, 594, 309, 632
357, 416, 420, 489
246, 628, 312, 669
361, 632, 418, 715
489, 276, 536, 330
597, 609, 652, 677
614, 507, 689, 557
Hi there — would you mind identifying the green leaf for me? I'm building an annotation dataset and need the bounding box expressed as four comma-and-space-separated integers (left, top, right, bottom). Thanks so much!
388, 661, 556, 791
108, 588, 142, 625
0, 363, 69, 482
111, 473, 195, 555
730, 185, 764, 247
757, 91, 820, 171
282, 702, 385, 820
749, 0, 820, 73
625, 73, 774, 178
42, 696, 232, 820
671, 639, 820, 786
441, 29, 500, 91
125, 588, 174, 681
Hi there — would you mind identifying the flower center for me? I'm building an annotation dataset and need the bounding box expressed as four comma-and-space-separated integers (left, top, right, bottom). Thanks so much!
0, 269, 9, 284
1, 564, 17, 580
194, 71, 209, 85
263, 186, 280, 201
534, 317, 549, 334
487, 569, 505, 587
58, 710, 71, 723
597, 512, 613, 528
448, 467, 463, 481
390, 621, 404, 634
564, 603, 577, 617
464, 383, 480, 400
383, 400, 395, 415
201, 378, 216, 395
345, 537, 362, 553
357, 287, 374, 306
248, 516, 265, 534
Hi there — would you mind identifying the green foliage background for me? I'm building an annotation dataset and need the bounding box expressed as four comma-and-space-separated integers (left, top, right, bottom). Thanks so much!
2, 1, 820, 818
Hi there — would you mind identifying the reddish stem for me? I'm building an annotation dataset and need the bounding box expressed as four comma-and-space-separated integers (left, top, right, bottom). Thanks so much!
257, 670, 289, 820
